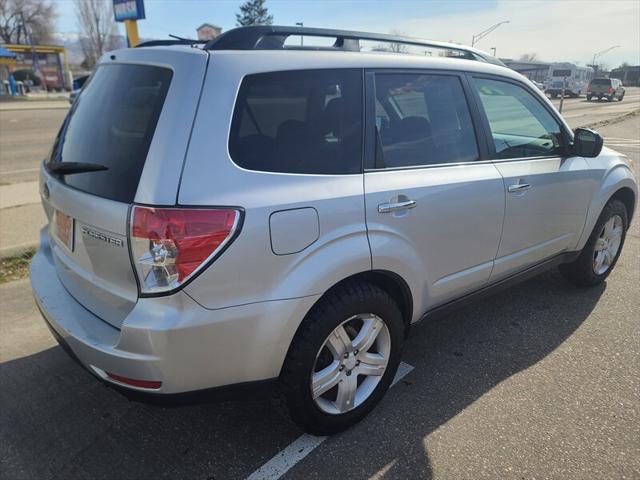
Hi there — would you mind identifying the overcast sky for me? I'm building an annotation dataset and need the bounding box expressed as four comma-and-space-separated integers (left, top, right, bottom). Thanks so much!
53, 0, 640, 68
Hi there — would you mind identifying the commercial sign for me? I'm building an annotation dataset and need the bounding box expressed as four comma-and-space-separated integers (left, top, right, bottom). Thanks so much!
113, 0, 146, 22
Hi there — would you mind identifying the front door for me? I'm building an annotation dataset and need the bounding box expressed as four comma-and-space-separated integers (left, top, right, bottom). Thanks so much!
469, 76, 594, 281
363, 71, 505, 315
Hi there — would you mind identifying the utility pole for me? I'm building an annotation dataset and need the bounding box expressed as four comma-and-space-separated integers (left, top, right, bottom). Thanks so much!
591, 45, 620, 72
19, 12, 46, 91
471, 21, 510, 47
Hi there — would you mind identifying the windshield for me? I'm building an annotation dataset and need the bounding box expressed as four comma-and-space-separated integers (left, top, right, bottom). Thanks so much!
49, 64, 172, 203
591, 78, 611, 85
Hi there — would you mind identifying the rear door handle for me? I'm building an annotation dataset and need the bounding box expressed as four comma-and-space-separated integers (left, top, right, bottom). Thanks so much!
378, 200, 417, 213
508, 183, 532, 193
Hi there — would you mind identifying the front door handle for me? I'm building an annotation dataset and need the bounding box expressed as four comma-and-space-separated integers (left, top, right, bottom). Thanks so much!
508, 183, 532, 193
378, 200, 417, 213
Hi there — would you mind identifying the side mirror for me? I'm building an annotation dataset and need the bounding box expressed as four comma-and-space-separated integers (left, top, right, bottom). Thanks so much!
573, 128, 603, 157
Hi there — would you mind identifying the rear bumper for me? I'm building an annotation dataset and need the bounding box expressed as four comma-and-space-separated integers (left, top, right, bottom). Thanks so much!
30, 229, 320, 396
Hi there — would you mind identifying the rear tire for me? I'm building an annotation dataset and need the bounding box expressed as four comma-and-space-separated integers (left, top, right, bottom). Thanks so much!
607, 95, 614, 102
618, 93, 624, 101
279, 281, 404, 435
586, 95, 592, 101
559, 199, 628, 286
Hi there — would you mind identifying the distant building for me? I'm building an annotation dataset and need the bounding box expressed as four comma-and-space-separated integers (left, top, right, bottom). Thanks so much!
501, 59, 552, 83
610, 65, 640, 87
196, 23, 222, 41
2, 43, 69, 91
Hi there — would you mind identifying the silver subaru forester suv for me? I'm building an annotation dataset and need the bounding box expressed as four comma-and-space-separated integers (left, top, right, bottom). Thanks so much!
31, 26, 637, 435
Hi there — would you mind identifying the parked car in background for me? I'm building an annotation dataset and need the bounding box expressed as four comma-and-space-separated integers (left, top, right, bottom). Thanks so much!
545, 62, 594, 98
31, 26, 637, 435
12, 69, 41, 92
69, 74, 89, 104
587, 77, 625, 102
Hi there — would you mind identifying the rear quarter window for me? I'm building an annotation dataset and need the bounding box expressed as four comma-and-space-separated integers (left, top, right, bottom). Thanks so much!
50, 64, 172, 203
229, 69, 363, 175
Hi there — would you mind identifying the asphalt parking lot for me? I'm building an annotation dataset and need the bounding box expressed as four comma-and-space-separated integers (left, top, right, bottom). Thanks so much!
1, 93, 639, 480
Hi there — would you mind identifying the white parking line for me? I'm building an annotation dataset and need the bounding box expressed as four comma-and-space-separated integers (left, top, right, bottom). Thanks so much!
246, 361, 415, 480
0, 167, 40, 175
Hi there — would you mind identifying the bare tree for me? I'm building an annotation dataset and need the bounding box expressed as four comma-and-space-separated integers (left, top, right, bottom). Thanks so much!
373, 30, 408, 53
0, 0, 56, 44
74, 0, 116, 69
518, 52, 539, 62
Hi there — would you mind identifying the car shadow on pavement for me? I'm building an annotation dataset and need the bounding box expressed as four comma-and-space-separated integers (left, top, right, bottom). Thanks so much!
1, 269, 604, 480
285, 269, 606, 479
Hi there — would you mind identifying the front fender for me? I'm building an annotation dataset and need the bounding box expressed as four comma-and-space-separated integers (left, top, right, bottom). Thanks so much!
576, 158, 637, 250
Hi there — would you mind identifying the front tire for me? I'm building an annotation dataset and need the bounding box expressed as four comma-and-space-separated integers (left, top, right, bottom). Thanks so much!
559, 199, 628, 286
279, 281, 404, 435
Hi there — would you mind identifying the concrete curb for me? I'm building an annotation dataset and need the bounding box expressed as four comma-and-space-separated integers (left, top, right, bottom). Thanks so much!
0, 242, 38, 260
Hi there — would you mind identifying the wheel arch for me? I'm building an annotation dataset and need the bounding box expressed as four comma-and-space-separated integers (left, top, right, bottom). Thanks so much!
298, 269, 414, 339
342, 270, 414, 336
610, 186, 636, 226
576, 167, 637, 251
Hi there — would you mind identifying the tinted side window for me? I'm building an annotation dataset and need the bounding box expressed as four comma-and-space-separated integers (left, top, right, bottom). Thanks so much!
472, 78, 563, 160
373, 74, 479, 169
229, 69, 362, 175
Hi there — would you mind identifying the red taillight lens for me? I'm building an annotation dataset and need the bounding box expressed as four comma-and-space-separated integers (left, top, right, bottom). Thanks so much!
608, 87, 614, 93
107, 372, 162, 389
130, 206, 240, 295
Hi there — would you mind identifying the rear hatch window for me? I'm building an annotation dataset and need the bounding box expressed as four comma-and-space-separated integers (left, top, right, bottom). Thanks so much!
49, 64, 172, 203
591, 78, 612, 86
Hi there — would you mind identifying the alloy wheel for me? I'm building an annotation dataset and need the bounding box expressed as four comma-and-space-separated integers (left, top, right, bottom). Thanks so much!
311, 314, 391, 415
593, 214, 623, 275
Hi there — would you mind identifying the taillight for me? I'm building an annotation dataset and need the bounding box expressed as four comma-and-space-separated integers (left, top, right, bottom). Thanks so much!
608, 87, 614, 93
587, 83, 592, 91
106, 372, 162, 389
130, 206, 241, 295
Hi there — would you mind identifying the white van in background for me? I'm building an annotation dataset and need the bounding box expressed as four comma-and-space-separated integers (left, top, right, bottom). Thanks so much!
545, 62, 594, 98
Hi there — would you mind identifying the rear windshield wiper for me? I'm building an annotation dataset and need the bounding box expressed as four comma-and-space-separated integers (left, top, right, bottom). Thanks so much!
46, 162, 108, 175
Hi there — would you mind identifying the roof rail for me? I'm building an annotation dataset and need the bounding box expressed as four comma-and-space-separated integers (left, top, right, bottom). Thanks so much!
204, 25, 502, 65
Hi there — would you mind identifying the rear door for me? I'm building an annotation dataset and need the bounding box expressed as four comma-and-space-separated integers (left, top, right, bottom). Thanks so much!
468, 75, 593, 281
363, 70, 504, 313
40, 47, 208, 328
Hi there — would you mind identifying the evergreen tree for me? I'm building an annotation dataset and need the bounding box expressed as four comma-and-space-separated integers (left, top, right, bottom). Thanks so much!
235, 0, 273, 26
